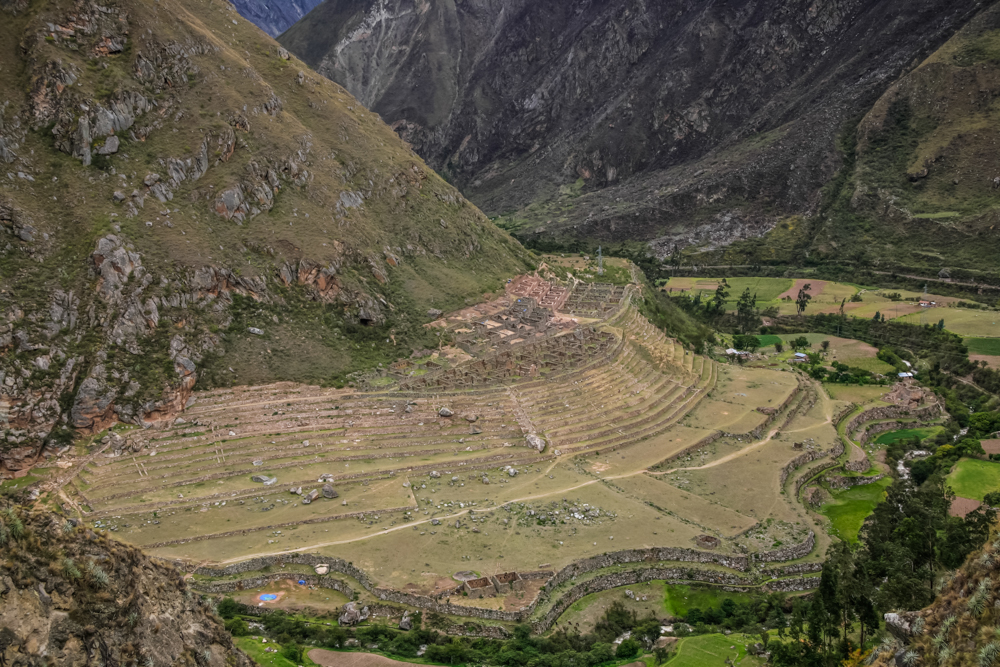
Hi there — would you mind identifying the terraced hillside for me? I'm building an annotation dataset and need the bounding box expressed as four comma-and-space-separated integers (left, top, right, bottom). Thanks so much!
40, 271, 866, 620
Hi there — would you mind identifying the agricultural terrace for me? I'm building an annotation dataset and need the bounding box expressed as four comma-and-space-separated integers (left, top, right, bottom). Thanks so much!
53, 271, 895, 617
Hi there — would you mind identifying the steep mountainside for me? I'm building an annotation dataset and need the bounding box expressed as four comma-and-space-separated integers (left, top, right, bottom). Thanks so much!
279, 0, 984, 257
0, 0, 529, 476
869, 527, 1000, 667
0, 508, 252, 666
231, 0, 323, 37
810, 3, 1000, 271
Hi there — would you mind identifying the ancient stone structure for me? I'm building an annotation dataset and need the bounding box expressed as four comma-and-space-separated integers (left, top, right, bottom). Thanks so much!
491, 571, 524, 594
464, 576, 497, 599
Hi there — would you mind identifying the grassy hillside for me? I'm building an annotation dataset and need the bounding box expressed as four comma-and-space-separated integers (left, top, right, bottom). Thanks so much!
0, 0, 529, 472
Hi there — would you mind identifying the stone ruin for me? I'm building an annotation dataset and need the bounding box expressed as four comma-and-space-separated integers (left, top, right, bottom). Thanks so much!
886, 378, 934, 408
463, 576, 497, 599
492, 571, 524, 594
694, 535, 721, 549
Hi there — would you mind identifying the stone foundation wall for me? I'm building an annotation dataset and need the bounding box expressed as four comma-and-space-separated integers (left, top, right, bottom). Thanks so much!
195, 572, 356, 597
846, 404, 941, 438
779, 450, 827, 487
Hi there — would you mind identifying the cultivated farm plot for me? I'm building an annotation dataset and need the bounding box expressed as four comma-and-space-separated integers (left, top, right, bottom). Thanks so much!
898, 307, 1000, 337
666, 633, 765, 667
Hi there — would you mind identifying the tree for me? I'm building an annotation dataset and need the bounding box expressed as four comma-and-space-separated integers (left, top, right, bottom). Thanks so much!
711, 280, 730, 314
653, 646, 671, 665
796, 283, 812, 315
733, 334, 760, 352
217, 598, 240, 619
281, 642, 304, 663
790, 336, 811, 352
774, 341, 784, 353
820, 340, 830, 353
736, 288, 759, 334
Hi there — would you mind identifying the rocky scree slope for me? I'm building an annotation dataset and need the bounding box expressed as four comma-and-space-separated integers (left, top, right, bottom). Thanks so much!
0, 507, 252, 666
0, 0, 529, 477
279, 0, 982, 257
231, 0, 324, 37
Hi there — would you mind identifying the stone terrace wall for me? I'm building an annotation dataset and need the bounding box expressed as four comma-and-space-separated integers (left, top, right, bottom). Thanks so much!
846, 404, 941, 438
779, 450, 827, 487
854, 419, 940, 446
190, 532, 819, 627
196, 572, 356, 597
826, 473, 886, 490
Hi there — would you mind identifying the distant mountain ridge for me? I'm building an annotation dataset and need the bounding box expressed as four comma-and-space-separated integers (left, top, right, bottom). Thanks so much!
278, 0, 996, 269
231, 0, 323, 36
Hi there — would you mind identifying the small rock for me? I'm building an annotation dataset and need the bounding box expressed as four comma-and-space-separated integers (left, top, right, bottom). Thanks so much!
438, 407, 453, 418
248, 327, 264, 335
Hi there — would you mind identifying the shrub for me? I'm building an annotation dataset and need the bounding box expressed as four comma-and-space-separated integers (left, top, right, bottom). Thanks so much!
616, 638, 641, 659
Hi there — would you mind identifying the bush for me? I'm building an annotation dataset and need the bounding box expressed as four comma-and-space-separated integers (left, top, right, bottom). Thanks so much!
217, 597, 240, 619
616, 638, 641, 659
225, 618, 249, 636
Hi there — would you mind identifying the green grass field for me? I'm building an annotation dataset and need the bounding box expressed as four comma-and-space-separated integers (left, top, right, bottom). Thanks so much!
663, 585, 755, 618
818, 477, 892, 543
947, 458, 1000, 501
236, 637, 320, 667
755, 335, 783, 348
967, 338, 1000, 355
873, 427, 942, 446
665, 633, 764, 667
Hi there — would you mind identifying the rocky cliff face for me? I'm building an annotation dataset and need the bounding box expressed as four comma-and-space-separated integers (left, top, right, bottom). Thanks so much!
232, 0, 324, 37
0, 508, 253, 666
280, 0, 983, 256
0, 0, 529, 477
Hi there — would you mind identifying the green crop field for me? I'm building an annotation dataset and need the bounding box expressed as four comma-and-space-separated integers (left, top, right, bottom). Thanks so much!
818, 478, 892, 543
947, 459, 1000, 501
874, 427, 942, 446
663, 585, 754, 618
666, 634, 765, 667
967, 338, 1000, 355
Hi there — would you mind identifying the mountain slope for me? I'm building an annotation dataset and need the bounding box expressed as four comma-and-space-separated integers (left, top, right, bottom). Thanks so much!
0, 0, 529, 476
231, 0, 324, 37
0, 508, 252, 666
279, 0, 983, 256
810, 2, 1000, 272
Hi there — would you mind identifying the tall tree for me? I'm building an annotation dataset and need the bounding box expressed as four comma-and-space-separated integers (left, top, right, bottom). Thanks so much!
796, 283, 813, 315
736, 288, 759, 334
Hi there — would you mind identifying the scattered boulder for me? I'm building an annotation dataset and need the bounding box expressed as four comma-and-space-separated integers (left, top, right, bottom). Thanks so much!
431, 518, 441, 525
289, 486, 302, 495
464, 414, 478, 423
263, 476, 277, 486
248, 327, 264, 335
429, 471, 441, 478
250, 475, 270, 483
322, 484, 338, 499
526, 434, 546, 452
438, 407, 453, 417
302, 489, 320, 504
338, 602, 370, 626
427, 309, 443, 318
318, 473, 335, 482
399, 612, 413, 631
314, 564, 329, 575
470, 426, 482, 435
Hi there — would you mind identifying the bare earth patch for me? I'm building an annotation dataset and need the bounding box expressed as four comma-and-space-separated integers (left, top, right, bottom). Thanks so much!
971, 354, 1000, 370
981, 439, 1000, 455
778, 279, 826, 301
950, 497, 982, 518
309, 649, 416, 667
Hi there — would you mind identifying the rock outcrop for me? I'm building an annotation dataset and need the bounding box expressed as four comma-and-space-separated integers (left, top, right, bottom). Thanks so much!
0, 0, 528, 479
0, 508, 254, 666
